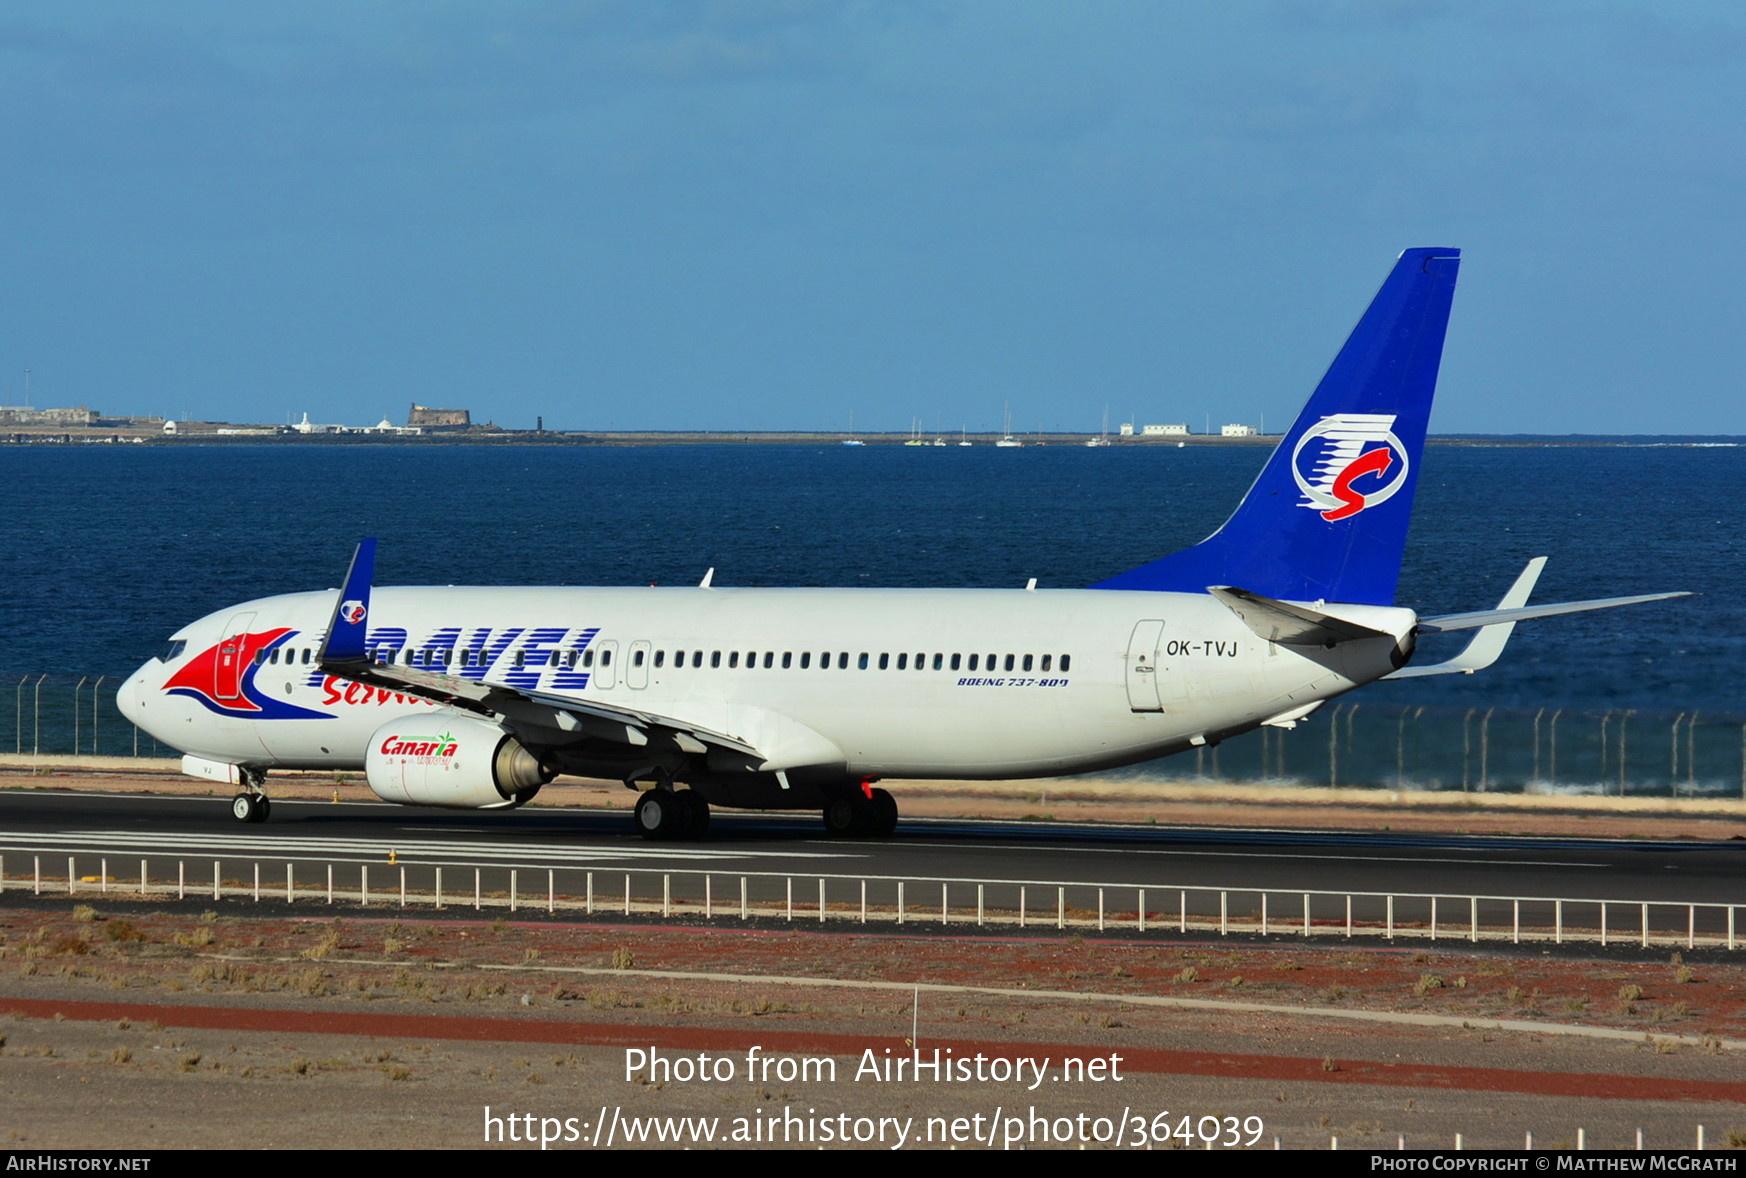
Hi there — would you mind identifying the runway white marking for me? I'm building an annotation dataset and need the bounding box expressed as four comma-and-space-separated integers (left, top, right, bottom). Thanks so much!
942, 842, 1609, 869
0, 830, 854, 865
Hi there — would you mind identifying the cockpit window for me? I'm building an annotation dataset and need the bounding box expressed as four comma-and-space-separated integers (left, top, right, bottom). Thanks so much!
159, 640, 187, 663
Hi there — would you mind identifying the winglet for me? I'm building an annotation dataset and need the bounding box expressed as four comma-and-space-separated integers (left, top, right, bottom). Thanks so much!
319, 539, 376, 666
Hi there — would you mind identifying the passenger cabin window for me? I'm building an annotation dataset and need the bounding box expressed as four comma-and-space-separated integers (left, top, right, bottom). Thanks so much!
654, 650, 665, 668
633, 649, 645, 667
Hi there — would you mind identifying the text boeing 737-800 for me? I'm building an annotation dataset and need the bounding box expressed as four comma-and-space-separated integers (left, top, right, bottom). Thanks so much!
117, 249, 1684, 839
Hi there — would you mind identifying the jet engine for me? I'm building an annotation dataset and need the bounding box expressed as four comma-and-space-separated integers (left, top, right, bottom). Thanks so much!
365, 713, 554, 809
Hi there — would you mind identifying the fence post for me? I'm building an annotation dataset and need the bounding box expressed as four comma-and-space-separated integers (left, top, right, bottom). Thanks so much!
92, 676, 104, 754
33, 675, 46, 756
1479, 708, 1494, 792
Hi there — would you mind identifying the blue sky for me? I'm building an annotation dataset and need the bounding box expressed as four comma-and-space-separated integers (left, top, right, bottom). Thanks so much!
3, 2, 1742, 434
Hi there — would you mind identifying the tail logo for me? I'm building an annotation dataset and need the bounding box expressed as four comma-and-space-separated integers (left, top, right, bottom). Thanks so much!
340, 600, 367, 625
1291, 414, 1408, 522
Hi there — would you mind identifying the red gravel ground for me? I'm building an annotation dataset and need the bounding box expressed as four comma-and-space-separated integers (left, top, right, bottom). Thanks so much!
2, 767, 1744, 1150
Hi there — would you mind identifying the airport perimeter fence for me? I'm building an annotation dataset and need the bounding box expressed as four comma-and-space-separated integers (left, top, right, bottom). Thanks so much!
2, 851, 1740, 955
1122, 701, 1746, 799
4, 673, 169, 760
4, 673, 1746, 799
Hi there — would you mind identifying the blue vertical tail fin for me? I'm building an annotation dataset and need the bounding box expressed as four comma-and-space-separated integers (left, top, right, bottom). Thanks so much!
1092, 247, 1460, 605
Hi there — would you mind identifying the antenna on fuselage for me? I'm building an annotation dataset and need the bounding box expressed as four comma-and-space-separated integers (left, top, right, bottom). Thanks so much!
699, 568, 715, 589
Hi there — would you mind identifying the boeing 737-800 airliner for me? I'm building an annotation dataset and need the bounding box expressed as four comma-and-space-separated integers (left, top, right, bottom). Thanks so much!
116, 248, 1683, 839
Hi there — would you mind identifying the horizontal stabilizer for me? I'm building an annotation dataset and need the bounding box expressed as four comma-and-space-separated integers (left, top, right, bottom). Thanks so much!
1386, 556, 1543, 679
1209, 586, 1392, 647
1417, 591, 1688, 634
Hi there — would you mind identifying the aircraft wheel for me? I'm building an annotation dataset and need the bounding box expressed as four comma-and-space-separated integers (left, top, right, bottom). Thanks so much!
231, 794, 266, 824
635, 790, 692, 841
684, 793, 711, 839
867, 788, 898, 838
821, 796, 867, 838
635, 790, 670, 840
256, 797, 271, 823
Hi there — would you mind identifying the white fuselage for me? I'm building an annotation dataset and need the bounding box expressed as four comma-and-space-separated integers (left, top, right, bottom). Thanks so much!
119, 584, 1416, 788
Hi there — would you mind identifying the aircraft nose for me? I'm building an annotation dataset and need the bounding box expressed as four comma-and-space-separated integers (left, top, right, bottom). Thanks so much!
116, 665, 153, 731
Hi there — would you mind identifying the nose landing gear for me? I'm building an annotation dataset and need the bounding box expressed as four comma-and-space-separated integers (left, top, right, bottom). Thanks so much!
230, 767, 270, 823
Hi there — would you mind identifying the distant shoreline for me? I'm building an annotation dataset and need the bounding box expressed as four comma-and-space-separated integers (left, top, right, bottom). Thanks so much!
3, 428, 1741, 447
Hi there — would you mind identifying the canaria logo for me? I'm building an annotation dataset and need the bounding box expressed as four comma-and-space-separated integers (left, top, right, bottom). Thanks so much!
1291, 413, 1408, 522
378, 732, 460, 759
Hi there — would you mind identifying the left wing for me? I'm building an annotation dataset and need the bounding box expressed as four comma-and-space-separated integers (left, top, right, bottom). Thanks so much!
316, 540, 840, 776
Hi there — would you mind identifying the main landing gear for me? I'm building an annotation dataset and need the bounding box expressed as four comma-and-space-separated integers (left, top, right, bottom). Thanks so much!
230, 768, 270, 824
821, 786, 897, 839
634, 787, 711, 841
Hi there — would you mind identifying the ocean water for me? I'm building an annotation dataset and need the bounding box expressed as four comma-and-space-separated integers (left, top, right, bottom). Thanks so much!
1, 441, 1738, 717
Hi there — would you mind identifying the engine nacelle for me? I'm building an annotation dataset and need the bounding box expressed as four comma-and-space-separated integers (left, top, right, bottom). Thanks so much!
365, 713, 554, 809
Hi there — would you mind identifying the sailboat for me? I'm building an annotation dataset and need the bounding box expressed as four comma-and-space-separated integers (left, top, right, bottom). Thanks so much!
842, 410, 864, 446
1086, 406, 1111, 447
995, 402, 1023, 448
